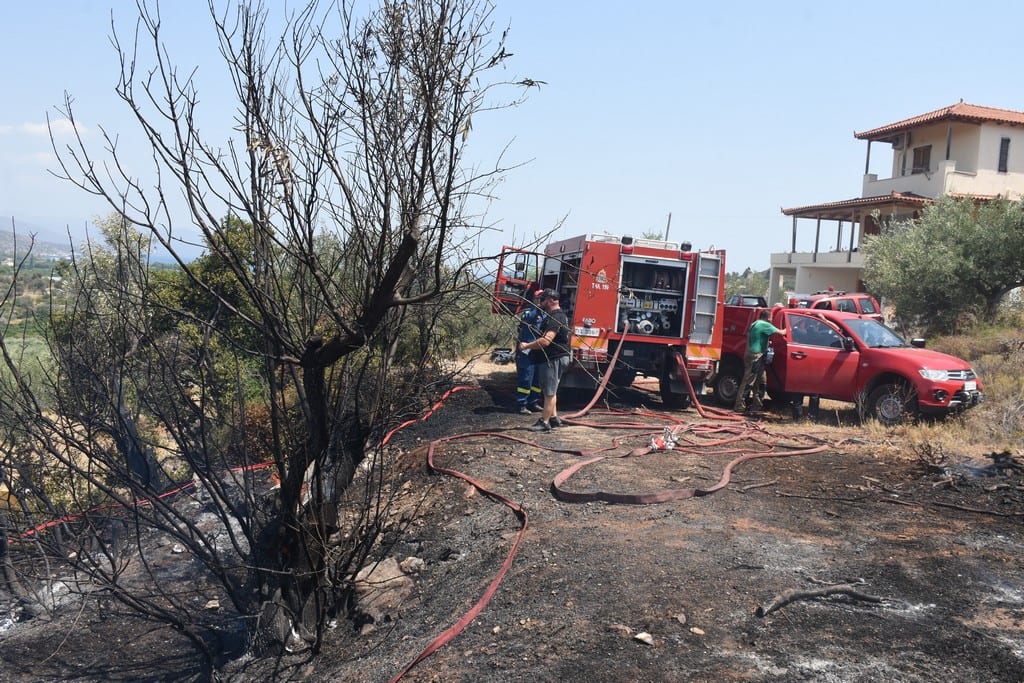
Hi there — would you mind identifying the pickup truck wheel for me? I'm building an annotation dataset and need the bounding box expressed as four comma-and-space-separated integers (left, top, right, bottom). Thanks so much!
866, 383, 919, 426
711, 360, 743, 407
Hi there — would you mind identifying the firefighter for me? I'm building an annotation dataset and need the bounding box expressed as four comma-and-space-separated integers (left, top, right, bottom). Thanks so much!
734, 309, 785, 413
519, 289, 570, 432
515, 290, 546, 415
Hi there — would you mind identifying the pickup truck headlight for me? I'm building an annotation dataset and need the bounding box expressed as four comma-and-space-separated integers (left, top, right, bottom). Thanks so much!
919, 368, 950, 381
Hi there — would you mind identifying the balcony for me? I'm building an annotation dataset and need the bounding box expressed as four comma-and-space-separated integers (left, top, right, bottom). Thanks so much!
862, 160, 957, 199
770, 250, 865, 268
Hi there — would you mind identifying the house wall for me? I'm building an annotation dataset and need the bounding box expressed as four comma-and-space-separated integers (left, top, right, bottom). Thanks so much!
946, 124, 1024, 197
946, 165, 1024, 197
979, 124, 1024, 174
887, 122, 980, 179
949, 123, 981, 173
793, 267, 862, 296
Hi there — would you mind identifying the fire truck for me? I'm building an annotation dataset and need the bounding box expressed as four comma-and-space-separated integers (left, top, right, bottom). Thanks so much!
493, 234, 726, 408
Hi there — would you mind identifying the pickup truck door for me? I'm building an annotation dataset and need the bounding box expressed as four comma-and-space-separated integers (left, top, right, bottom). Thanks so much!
771, 313, 860, 399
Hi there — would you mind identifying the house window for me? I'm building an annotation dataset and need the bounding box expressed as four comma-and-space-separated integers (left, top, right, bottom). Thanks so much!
999, 137, 1010, 173
911, 145, 931, 174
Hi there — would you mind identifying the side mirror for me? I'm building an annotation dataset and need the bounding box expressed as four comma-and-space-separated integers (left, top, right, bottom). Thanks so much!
843, 336, 856, 351
911, 338, 926, 348
514, 260, 527, 272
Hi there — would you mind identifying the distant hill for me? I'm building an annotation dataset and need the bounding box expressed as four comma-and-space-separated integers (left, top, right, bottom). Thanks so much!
0, 222, 76, 261
1, 216, 205, 265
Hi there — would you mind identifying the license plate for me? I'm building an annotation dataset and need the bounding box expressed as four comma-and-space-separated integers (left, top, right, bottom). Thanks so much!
964, 380, 976, 391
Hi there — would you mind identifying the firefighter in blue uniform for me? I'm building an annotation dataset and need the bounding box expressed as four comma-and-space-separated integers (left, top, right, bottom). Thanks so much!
515, 290, 546, 414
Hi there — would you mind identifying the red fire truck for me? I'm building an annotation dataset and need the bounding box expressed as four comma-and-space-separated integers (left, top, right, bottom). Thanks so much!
493, 234, 726, 408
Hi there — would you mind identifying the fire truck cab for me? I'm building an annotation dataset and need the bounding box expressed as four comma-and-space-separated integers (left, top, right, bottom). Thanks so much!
494, 234, 726, 408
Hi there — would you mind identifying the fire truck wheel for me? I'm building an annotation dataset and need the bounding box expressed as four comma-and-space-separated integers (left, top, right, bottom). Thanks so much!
865, 383, 919, 426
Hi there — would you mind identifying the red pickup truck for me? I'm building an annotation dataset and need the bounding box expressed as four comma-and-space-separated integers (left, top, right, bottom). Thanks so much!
708, 305, 983, 424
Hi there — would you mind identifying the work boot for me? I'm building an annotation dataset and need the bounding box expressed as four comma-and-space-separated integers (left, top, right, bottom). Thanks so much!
528, 419, 552, 433
527, 403, 544, 413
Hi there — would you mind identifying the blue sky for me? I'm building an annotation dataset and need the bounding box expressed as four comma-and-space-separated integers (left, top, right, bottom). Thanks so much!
3, 0, 1024, 270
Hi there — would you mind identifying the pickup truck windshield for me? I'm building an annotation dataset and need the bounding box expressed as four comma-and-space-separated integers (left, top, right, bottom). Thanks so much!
845, 319, 906, 348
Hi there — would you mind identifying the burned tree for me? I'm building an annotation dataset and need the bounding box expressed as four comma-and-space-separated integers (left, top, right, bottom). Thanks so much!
0, 0, 534, 668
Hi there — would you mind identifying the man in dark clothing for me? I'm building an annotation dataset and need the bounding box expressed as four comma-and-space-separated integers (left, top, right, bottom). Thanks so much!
515, 291, 545, 415
518, 288, 570, 432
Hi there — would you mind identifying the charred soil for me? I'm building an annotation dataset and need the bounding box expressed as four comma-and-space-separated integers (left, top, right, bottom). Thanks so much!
3, 360, 1024, 682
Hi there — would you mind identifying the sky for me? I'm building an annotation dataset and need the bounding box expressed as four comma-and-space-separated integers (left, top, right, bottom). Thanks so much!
4, 0, 1024, 271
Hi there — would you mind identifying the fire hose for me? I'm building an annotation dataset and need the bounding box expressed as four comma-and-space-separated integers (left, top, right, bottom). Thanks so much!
392, 353, 828, 680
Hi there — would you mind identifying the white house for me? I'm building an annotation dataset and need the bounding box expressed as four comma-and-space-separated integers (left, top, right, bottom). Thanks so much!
769, 101, 1024, 303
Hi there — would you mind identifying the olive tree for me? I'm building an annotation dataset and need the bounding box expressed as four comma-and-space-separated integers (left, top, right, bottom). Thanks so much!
0, 0, 535, 668
863, 196, 1024, 332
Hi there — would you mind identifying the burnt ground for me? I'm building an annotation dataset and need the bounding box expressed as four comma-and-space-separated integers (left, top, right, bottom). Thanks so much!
3, 359, 1024, 682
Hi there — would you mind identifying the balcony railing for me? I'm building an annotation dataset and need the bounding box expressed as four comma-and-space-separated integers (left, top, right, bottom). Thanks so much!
771, 250, 866, 267
862, 159, 958, 198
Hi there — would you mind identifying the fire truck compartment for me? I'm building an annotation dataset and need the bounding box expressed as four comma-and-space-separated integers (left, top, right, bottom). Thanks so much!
617, 257, 688, 337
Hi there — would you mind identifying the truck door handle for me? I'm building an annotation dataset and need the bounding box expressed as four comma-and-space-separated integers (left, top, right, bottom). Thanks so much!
790, 351, 807, 360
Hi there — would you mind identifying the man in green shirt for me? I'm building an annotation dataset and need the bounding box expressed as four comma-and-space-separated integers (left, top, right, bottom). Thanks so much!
734, 309, 786, 412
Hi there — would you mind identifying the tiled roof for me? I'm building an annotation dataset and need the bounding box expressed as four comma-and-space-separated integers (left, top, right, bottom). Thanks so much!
781, 192, 1003, 220
781, 192, 931, 220
855, 102, 1024, 142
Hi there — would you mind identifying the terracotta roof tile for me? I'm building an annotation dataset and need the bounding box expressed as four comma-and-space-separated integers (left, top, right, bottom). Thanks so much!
855, 102, 1024, 142
781, 192, 1004, 220
781, 192, 930, 219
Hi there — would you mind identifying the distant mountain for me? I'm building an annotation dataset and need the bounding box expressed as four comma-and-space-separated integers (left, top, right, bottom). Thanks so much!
0, 215, 201, 264
0, 220, 77, 260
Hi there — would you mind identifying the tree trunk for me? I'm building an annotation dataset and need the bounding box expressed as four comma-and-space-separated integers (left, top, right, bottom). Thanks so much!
0, 510, 26, 600
983, 285, 1017, 323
